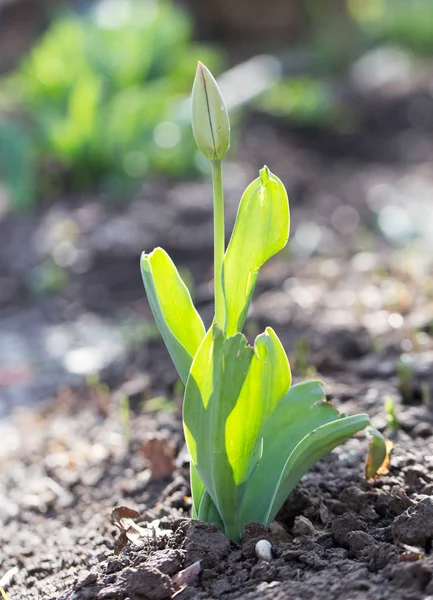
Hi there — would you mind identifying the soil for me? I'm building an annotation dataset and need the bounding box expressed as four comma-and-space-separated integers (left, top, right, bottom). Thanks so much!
2, 65, 433, 600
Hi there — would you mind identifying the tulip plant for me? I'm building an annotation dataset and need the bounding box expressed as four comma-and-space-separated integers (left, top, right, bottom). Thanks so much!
141, 63, 387, 542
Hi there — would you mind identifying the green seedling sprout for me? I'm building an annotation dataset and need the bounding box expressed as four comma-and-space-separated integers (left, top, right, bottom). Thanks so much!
119, 394, 131, 446
140, 62, 387, 542
293, 337, 317, 377
384, 395, 399, 432
397, 352, 414, 403
421, 382, 431, 406
142, 395, 177, 414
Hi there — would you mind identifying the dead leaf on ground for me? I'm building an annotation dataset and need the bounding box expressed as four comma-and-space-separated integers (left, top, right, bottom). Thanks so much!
141, 435, 176, 479
399, 551, 423, 562
111, 506, 152, 554
171, 560, 201, 598
112, 506, 141, 529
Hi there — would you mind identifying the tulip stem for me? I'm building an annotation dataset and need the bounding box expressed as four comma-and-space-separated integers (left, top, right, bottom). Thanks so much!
212, 159, 225, 327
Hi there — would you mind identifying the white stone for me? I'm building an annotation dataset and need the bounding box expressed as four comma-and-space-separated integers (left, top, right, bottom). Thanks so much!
255, 539, 272, 562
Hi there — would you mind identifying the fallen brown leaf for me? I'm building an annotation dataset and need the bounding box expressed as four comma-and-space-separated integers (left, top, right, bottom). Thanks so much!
399, 551, 423, 562
111, 506, 141, 530
171, 561, 201, 598
141, 435, 176, 479
111, 506, 151, 554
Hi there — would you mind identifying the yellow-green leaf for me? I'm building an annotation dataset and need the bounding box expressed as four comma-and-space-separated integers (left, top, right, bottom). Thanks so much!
140, 247, 205, 384
239, 382, 372, 527
222, 167, 289, 336
240, 380, 330, 525
183, 324, 291, 541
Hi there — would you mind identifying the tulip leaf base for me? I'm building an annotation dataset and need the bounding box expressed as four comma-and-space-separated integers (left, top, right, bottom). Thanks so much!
140, 63, 388, 542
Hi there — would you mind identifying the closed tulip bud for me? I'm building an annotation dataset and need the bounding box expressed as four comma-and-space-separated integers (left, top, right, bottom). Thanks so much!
191, 62, 230, 161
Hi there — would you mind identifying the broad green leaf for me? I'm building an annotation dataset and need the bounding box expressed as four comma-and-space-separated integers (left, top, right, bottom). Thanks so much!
222, 167, 289, 336
183, 326, 252, 540
197, 489, 224, 530
240, 380, 330, 526
191, 463, 223, 529
183, 324, 291, 541
190, 463, 204, 519
140, 247, 205, 384
225, 327, 291, 486
240, 382, 370, 527
267, 414, 370, 524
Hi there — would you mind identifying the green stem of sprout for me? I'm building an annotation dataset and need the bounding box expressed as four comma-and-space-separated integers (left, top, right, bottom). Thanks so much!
212, 159, 225, 327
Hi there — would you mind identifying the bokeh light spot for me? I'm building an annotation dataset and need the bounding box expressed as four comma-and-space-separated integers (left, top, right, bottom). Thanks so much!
153, 122, 181, 149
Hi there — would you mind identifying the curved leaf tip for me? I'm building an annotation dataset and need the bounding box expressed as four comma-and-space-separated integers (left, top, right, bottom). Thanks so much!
260, 165, 270, 185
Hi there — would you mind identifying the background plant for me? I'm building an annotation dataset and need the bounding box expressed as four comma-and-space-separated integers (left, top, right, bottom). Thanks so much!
0, 0, 222, 209
254, 0, 433, 131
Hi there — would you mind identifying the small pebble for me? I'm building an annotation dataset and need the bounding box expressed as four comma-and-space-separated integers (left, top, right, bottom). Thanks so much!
293, 515, 315, 537
255, 539, 272, 562
269, 521, 291, 542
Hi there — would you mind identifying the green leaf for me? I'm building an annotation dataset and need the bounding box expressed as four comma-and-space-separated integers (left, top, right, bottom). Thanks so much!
140, 247, 205, 384
240, 381, 327, 524
191, 462, 224, 529
183, 324, 291, 541
222, 167, 289, 336
240, 382, 370, 527
225, 327, 291, 486
190, 462, 205, 518
267, 414, 370, 524
197, 489, 224, 530
183, 326, 250, 540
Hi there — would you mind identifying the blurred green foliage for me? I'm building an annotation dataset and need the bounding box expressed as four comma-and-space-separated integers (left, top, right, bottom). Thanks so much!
254, 77, 334, 126
256, 0, 433, 128
348, 0, 433, 55
0, 119, 34, 210
0, 0, 222, 209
